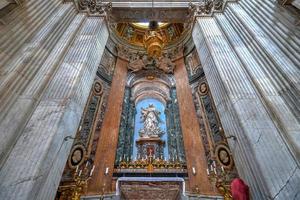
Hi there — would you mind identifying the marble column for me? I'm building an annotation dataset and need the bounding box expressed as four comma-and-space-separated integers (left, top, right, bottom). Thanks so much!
0, 0, 77, 164
174, 57, 215, 195
0, 5, 109, 198
192, 0, 300, 199
88, 57, 128, 194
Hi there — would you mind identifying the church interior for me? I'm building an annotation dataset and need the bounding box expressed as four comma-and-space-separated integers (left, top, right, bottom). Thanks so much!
0, 0, 299, 200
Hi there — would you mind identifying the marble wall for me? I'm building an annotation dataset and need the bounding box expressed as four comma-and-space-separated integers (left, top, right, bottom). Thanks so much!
192, 0, 300, 199
0, 1, 109, 199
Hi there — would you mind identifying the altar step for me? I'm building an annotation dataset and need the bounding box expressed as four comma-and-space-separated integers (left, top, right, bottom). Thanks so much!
81, 194, 223, 200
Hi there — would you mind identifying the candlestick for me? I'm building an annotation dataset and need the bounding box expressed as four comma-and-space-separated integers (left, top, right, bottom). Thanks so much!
78, 170, 82, 177
207, 168, 209, 175
75, 165, 79, 173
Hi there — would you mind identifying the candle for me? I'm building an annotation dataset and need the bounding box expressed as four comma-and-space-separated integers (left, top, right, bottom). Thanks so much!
90, 165, 95, 176
206, 168, 209, 175
213, 167, 217, 175
105, 167, 109, 175
75, 165, 79, 173
210, 164, 213, 171
192, 167, 196, 175
78, 170, 82, 176
221, 166, 224, 172
213, 161, 216, 167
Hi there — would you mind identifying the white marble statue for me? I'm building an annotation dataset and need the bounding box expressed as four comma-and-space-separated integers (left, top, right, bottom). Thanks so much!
139, 104, 164, 138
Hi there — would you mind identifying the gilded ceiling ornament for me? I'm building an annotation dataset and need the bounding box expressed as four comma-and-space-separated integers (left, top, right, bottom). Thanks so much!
143, 30, 165, 59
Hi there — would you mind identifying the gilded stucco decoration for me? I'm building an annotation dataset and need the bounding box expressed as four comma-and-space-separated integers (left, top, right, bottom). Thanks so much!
143, 30, 165, 58
113, 23, 186, 47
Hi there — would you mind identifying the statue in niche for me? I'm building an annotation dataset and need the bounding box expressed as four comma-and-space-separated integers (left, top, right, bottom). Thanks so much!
125, 26, 134, 40
157, 53, 176, 73
139, 104, 164, 138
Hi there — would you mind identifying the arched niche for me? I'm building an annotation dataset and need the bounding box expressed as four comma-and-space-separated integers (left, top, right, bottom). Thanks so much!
127, 70, 175, 106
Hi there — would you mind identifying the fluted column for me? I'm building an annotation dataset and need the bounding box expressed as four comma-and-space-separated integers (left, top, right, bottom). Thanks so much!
0, 1, 77, 164
192, 0, 300, 198
0, 13, 108, 200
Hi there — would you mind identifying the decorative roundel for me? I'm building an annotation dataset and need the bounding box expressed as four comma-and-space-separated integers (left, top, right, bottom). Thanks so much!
68, 144, 86, 168
93, 81, 103, 96
215, 143, 233, 169
198, 82, 208, 95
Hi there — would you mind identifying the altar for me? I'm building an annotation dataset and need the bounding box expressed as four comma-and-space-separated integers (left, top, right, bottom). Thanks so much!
116, 177, 185, 200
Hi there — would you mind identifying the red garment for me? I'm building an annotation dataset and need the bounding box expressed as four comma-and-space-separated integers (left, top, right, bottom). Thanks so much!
231, 178, 250, 200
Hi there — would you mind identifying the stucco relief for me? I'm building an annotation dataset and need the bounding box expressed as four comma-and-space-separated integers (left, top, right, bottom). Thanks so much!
127, 52, 176, 74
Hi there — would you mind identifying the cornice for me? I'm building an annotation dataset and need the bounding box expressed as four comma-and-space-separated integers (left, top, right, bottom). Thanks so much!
71, 0, 112, 16
189, 0, 237, 17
